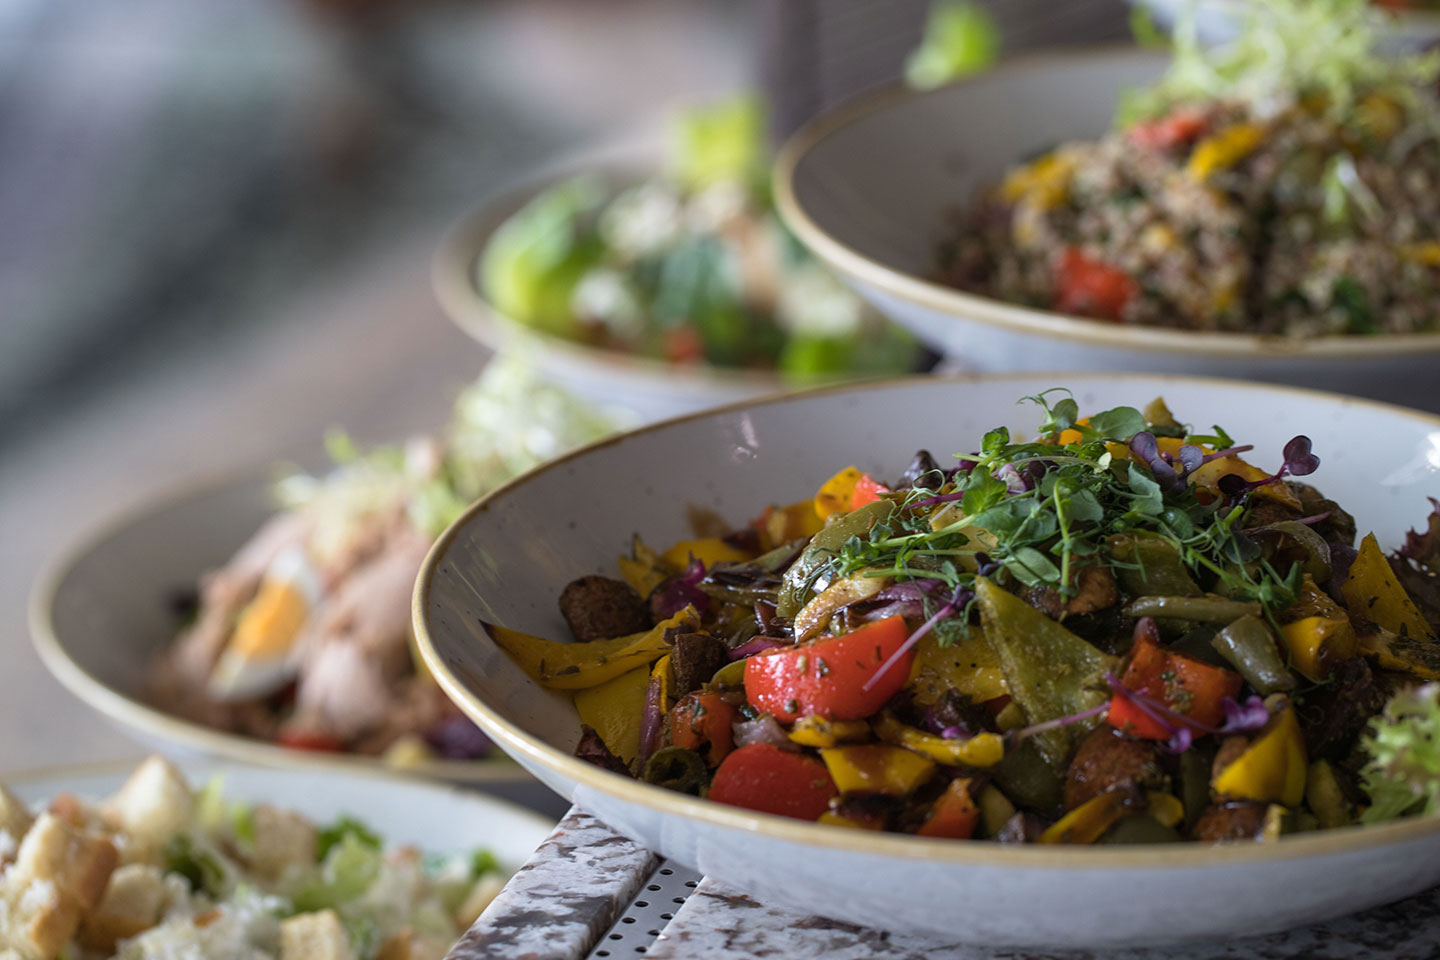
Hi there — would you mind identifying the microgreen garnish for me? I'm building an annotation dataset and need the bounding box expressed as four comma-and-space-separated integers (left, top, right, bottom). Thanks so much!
815, 392, 1312, 665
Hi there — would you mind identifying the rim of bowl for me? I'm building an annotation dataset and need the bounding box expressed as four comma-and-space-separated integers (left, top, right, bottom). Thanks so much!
415, 370, 1440, 869
0, 757, 556, 840
431, 151, 790, 396
773, 46, 1440, 362
28, 468, 534, 785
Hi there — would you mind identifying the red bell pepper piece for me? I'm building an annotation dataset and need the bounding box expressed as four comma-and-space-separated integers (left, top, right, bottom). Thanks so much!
709, 743, 838, 820
744, 616, 913, 723
1108, 621, 1242, 740
1054, 248, 1138, 323
850, 473, 891, 510
668, 691, 737, 766
1128, 108, 1208, 151
916, 778, 980, 839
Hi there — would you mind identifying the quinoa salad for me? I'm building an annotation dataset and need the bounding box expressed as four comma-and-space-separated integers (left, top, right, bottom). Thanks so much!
941, 0, 1440, 337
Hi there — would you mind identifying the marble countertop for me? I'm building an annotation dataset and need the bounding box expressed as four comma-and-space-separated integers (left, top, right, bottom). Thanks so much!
454, 806, 1440, 960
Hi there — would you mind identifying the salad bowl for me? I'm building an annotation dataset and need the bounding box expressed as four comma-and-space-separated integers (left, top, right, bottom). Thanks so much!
29, 473, 543, 795
774, 48, 1440, 413
415, 373, 1440, 946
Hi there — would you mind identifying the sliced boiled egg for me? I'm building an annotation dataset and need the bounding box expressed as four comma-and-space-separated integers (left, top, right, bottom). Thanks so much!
207, 545, 322, 701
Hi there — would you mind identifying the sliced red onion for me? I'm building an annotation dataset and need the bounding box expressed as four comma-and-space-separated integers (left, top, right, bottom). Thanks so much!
652, 558, 709, 618
732, 715, 796, 750
727, 636, 786, 661
637, 674, 665, 765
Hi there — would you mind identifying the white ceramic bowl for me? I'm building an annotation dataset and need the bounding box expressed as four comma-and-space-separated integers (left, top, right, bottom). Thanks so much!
29, 473, 535, 789
774, 49, 1440, 413
1134, 0, 1440, 53
415, 373, 1440, 947
3, 758, 552, 873
433, 147, 939, 424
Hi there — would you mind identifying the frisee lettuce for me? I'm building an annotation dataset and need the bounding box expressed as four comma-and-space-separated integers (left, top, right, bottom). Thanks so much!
1119, 0, 1440, 128
1361, 682, 1440, 823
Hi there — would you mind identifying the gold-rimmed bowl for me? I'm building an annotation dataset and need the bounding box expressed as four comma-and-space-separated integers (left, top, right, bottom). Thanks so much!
30, 472, 536, 791
415, 372, 1440, 947
773, 48, 1440, 413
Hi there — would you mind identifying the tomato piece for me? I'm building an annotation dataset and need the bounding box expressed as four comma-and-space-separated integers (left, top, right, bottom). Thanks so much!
276, 730, 345, 752
663, 326, 705, 364
744, 617, 913, 723
916, 778, 980, 839
1128, 108, 1208, 151
668, 691, 737, 766
850, 473, 891, 510
1054, 249, 1138, 322
709, 743, 838, 820
1108, 625, 1243, 740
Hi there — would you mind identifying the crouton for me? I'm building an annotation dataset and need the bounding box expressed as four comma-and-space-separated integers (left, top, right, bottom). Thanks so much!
280, 909, 354, 960
1, 813, 118, 959
374, 931, 451, 960
246, 806, 317, 882
102, 756, 193, 859
77, 863, 168, 953
0, 785, 34, 860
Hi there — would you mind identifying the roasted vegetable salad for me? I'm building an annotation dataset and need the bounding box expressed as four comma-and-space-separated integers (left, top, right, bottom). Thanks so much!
491, 391, 1440, 844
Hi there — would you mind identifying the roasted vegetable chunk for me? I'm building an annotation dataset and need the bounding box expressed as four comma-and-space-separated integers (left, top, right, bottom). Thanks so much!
1064, 727, 1164, 811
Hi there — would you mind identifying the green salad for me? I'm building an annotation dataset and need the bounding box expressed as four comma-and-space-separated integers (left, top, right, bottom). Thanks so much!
480, 97, 929, 381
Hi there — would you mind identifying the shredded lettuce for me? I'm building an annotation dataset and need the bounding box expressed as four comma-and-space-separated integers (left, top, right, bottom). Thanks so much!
1360, 682, 1440, 823
315, 815, 382, 862
905, 0, 1001, 91
1119, 0, 1440, 127
290, 831, 383, 912
669, 95, 768, 194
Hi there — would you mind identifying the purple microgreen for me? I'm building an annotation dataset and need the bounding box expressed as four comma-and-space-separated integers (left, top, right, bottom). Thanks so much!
862, 585, 971, 692
995, 462, 1032, 495
1199, 444, 1255, 465
939, 725, 970, 741
1129, 431, 1181, 490
906, 490, 967, 510
1006, 701, 1109, 744
1218, 695, 1270, 734
1167, 725, 1194, 754
975, 553, 1000, 578
1177, 443, 1206, 475
1281, 435, 1320, 477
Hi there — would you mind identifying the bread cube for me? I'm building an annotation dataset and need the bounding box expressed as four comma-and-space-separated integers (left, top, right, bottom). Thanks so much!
102, 756, 193, 858
1, 813, 119, 959
247, 806, 317, 881
0, 785, 34, 860
77, 863, 168, 953
280, 909, 354, 960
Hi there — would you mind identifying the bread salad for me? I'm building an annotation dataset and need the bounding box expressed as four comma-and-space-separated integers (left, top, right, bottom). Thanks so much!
152, 358, 616, 762
0, 757, 505, 960
481, 97, 930, 379
490, 392, 1440, 843
942, 0, 1440, 336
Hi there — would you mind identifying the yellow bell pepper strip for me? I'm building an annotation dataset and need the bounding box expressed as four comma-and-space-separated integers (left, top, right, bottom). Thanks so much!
975, 577, 1118, 769
1040, 792, 1128, 844
793, 574, 888, 644
1146, 792, 1185, 829
573, 664, 651, 765
617, 534, 669, 598
1343, 533, 1434, 642
788, 716, 871, 748
485, 607, 699, 690
817, 810, 884, 831
1187, 455, 1303, 511
907, 628, 1008, 705
1280, 616, 1358, 683
814, 466, 864, 520
756, 499, 824, 551
660, 538, 751, 570
1187, 122, 1263, 180
1357, 625, 1440, 680
871, 711, 1004, 768
1212, 697, 1307, 807
820, 744, 936, 796
651, 655, 674, 710
999, 151, 1075, 209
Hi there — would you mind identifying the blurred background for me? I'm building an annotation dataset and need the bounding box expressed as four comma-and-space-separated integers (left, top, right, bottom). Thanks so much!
0, 0, 1127, 770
